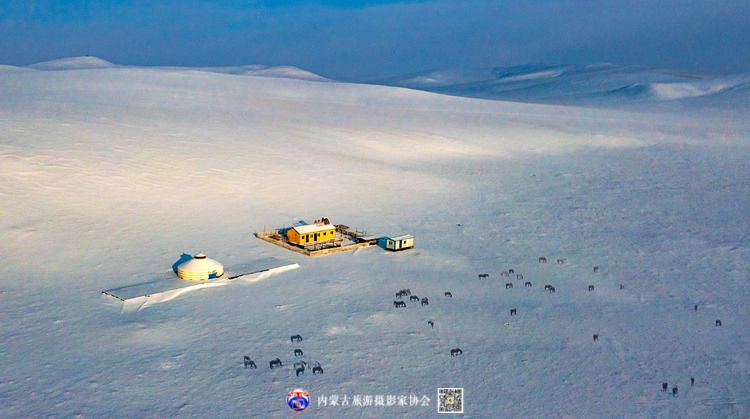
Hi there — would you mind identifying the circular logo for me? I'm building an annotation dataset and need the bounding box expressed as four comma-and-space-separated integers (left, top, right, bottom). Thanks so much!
287, 388, 310, 412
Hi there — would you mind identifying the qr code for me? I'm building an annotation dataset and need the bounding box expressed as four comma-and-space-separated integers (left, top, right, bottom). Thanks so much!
438, 388, 463, 413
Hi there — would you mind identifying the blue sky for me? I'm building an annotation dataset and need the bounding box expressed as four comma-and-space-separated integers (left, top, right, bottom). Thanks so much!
2, 0, 749, 80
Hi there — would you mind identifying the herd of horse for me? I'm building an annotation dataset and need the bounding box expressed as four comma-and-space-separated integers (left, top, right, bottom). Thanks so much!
243, 334, 324, 377
393, 290, 433, 308
391, 287, 462, 357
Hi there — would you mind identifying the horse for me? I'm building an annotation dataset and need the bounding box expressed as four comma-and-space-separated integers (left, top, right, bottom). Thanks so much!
395, 291, 405, 298
312, 366, 324, 375
508, 269, 515, 274
620, 284, 624, 290
478, 273, 489, 280
548, 286, 556, 293
672, 386, 678, 397
593, 334, 599, 342
544, 284, 552, 290
500, 271, 510, 277
401, 288, 412, 296
588, 285, 595, 291
516, 274, 524, 280
593, 266, 600, 273
556, 258, 566, 264
243, 356, 256, 369
505, 283, 513, 289
450, 348, 463, 357
428, 320, 434, 328
444, 291, 452, 298
716, 319, 722, 327
294, 361, 307, 371
525, 281, 532, 287
421, 297, 429, 306
691, 377, 695, 386
393, 300, 406, 308
510, 308, 517, 316
539, 257, 547, 263
662, 382, 668, 392
294, 349, 303, 357
291, 334, 303, 343
410, 295, 420, 302
296, 367, 305, 376
269, 358, 282, 369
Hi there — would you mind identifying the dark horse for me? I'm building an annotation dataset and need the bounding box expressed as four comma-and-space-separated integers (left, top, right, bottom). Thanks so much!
505, 283, 513, 289
421, 297, 429, 306
291, 334, 303, 343
428, 320, 434, 328
294, 349, 303, 357
588, 285, 595, 291
593, 334, 599, 342
716, 319, 722, 327
444, 291, 452, 298
410, 295, 420, 302
450, 348, 463, 357
313, 366, 324, 375
478, 273, 489, 280
662, 382, 668, 392
269, 358, 282, 369
244, 356, 257, 369
510, 308, 517, 316
525, 281, 532, 287
393, 300, 406, 308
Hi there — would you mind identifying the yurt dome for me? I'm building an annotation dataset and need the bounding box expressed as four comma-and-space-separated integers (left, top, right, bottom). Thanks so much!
176, 252, 224, 281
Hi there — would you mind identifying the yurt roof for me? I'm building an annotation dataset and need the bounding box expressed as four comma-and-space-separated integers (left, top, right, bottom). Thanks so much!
177, 253, 223, 272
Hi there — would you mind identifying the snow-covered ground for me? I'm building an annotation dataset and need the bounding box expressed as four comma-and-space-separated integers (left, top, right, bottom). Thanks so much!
1, 59, 748, 417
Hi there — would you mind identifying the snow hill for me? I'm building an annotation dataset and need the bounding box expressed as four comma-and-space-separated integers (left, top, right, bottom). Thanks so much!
374, 64, 750, 108
0, 59, 748, 417
28, 56, 117, 70
27, 56, 328, 82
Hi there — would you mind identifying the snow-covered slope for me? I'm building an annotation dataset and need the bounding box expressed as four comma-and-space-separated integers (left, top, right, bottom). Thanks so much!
29, 56, 117, 70
375, 64, 750, 108
195, 64, 329, 81
27, 56, 328, 82
0, 64, 748, 417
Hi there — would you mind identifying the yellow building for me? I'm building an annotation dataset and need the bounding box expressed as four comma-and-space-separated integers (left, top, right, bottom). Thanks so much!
287, 223, 337, 245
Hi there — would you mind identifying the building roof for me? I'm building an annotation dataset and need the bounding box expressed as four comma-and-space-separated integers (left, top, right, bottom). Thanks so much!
177, 253, 223, 274
389, 234, 413, 241
292, 224, 335, 234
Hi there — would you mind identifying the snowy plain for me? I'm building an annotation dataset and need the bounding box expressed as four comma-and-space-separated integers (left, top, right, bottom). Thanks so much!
1, 57, 749, 417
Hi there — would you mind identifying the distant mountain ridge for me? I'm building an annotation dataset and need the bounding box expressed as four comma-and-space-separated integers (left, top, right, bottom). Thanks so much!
372, 64, 750, 107
22, 57, 749, 106
26, 56, 328, 82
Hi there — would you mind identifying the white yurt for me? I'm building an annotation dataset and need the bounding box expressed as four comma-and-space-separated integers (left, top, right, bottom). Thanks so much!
176, 252, 224, 281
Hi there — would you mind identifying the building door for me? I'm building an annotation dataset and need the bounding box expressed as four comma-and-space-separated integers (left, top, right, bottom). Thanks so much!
314, 233, 318, 241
